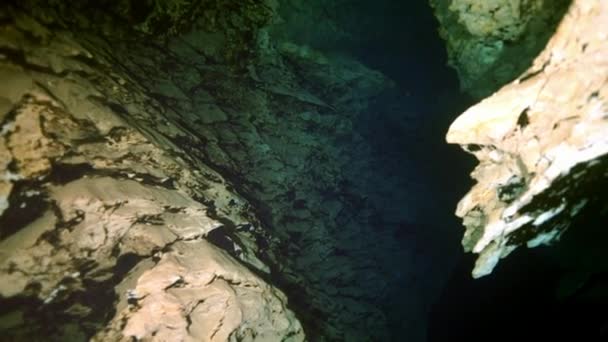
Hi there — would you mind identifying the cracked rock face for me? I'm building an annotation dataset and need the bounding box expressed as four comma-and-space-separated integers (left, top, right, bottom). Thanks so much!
431, 0, 571, 98
1, 0, 445, 340
0, 4, 304, 340
447, 0, 608, 278
1, 0, 521, 339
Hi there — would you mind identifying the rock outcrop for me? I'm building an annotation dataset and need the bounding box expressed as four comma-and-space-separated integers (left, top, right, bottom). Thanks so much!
431, 0, 571, 98
0, 3, 304, 340
447, 0, 608, 278
1, 1, 458, 340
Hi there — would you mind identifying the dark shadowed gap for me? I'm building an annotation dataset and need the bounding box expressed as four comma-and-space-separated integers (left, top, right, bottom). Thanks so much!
428, 155, 608, 341
275, 1, 479, 339
345, 2, 477, 339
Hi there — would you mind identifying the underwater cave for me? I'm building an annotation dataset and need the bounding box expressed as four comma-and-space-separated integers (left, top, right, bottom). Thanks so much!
1, 0, 608, 341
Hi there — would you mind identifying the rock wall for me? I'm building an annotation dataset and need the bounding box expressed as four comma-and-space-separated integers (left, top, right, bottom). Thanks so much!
0, 1, 456, 341
446, 0, 608, 279
0, 2, 305, 340
431, 0, 571, 98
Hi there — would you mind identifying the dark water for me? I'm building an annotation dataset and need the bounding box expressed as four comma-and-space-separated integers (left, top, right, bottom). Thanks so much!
297, 0, 478, 339
291, 0, 607, 340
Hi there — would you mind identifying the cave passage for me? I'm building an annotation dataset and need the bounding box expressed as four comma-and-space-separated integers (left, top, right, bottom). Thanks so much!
270, 1, 605, 341
269, 0, 477, 340
3, 0, 604, 341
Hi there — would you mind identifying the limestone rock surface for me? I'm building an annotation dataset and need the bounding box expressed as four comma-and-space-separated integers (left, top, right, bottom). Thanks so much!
95, 241, 302, 342
447, 0, 608, 278
431, 0, 571, 98
0, 3, 304, 340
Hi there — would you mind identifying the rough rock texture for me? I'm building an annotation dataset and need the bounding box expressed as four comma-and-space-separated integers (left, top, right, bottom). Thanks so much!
0, 3, 304, 340
447, 0, 608, 278
0, 1, 457, 341
96, 240, 301, 341
431, 0, 571, 98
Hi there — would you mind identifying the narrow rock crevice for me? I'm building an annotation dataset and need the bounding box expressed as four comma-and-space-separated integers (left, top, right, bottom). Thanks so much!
1, 0, 606, 341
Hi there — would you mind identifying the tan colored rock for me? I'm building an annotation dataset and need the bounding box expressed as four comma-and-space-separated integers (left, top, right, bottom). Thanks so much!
95, 241, 304, 342
447, 0, 608, 277
8, 100, 67, 178
0, 6, 304, 340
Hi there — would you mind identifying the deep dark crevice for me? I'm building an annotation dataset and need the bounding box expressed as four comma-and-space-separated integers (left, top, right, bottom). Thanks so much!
517, 107, 531, 128
0, 253, 142, 341
0, 180, 49, 240
43, 160, 178, 190
195, 177, 335, 339
318, 2, 475, 339
206, 226, 238, 254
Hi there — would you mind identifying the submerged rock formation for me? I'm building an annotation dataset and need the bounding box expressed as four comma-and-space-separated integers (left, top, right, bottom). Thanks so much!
7, 0, 604, 340
431, 0, 571, 98
1, 1, 461, 341
0, 3, 305, 340
447, 0, 608, 279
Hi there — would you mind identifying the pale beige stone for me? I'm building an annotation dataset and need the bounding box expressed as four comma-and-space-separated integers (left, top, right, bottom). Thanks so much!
447, 0, 608, 277
96, 241, 304, 342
